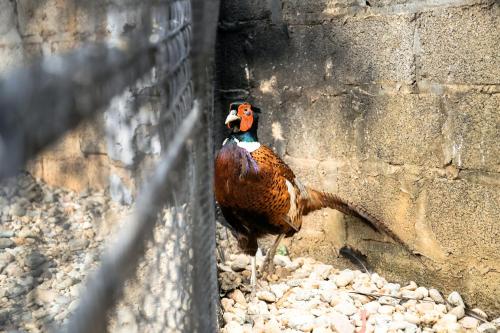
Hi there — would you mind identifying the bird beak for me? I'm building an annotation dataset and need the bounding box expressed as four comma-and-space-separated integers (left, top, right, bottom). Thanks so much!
225, 114, 240, 126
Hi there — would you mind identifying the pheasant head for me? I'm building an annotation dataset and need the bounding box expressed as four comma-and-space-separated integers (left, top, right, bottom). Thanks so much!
225, 101, 261, 135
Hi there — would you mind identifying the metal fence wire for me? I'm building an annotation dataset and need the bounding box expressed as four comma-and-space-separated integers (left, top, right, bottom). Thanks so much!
0, 0, 220, 332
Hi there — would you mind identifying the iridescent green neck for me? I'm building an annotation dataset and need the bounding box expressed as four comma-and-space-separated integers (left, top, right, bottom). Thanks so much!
230, 131, 258, 143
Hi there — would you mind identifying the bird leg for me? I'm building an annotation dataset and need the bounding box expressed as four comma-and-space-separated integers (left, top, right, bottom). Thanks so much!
250, 255, 257, 295
260, 234, 285, 275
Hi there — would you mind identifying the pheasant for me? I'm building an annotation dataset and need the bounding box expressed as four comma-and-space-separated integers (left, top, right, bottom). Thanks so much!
214, 101, 405, 288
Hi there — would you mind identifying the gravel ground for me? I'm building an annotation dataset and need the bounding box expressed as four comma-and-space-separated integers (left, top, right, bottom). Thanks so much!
0, 173, 130, 332
218, 251, 500, 333
2, 174, 499, 333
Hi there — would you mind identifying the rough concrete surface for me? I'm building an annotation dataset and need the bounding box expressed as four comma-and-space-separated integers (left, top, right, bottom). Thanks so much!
0, 0, 163, 199
216, 0, 500, 315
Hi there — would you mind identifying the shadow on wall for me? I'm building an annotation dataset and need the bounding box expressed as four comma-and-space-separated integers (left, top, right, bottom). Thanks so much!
215, 0, 500, 316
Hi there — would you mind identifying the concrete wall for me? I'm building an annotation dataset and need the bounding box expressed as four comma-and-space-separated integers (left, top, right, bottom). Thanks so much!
216, 0, 500, 314
0, 0, 164, 202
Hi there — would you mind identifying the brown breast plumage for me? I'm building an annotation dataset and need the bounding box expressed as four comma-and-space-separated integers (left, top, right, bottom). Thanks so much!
214, 142, 299, 237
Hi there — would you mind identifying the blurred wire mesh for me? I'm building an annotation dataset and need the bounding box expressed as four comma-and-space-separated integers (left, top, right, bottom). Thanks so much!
0, 0, 219, 332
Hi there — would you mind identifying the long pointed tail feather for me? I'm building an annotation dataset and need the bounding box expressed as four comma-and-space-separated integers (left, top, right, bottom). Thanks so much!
303, 188, 410, 250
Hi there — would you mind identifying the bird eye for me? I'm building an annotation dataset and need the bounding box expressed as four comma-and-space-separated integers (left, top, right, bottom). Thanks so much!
244, 109, 252, 116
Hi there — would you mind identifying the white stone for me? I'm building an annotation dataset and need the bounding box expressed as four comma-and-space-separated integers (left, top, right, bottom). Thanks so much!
404, 312, 420, 325
440, 313, 458, 324
383, 283, 400, 296
378, 305, 395, 315
335, 270, 355, 287
229, 289, 247, 306
319, 289, 336, 303
312, 264, 333, 280
415, 287, 429, 299
329, 311, 355, 333
284, 310, 315, 331
449, 305, 465, 319
460, 316, 479, 329
421, 310, 441, 325
404, 323, 418, 333
223, 312, 244, 325
492, 317, 500, 329
401, 290, 419, 300
264, 318, 281, 333
334, 301, 357, 316
221, 298, 235, 312
294, 289, 314, 301
415, 302, 434, 314
270, 283, 290, 299
247, 300, 269, 316
471, 308, 488, 320
447, 291, 465, 307
429, 288, 445, 303
478, 323, 497, 333
230, 255, 249, 272
435, 303, 448, 314
388, 320, 408, 330
363, 301, 380, 315
401, 281, 418, 291
257, 291, 276, 303
374, 323, 389, 333
312, 327, 333, 333
224, 321, 244, 333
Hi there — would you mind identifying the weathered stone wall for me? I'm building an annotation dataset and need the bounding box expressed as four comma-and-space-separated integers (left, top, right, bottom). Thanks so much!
216, 0, 500, 314
0, 0, 162, 202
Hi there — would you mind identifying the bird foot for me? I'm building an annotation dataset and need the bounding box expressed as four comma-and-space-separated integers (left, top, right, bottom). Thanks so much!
259, 257, 276, 276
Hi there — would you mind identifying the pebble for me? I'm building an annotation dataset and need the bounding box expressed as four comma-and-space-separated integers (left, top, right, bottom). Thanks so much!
10, 203, 26, 217
471, 308, 488, 320
230, 254, 249, 272
311, 264, 332, 280
334, 269, 354, 287
460, 316, 479, 329
270, 283, 289, 299
224, 321, 244, 333
378, 305, 395, 315
247, 300, 269, 316
285, 311, 315, 331
404, 312, 421, 325
447, 291, 465, 307
329, 311, 354, 333
264, 318, 281, 333
257, 291, 276, 303
401, 289, 419, 299
415, 286, 429, 299
429, 288, 445, 303
363, 301, 381, 315
334, 301, 357, 316
449, 305, 465, 319
0, 174, 133, 331
0, 238, 15, 249
68, 239, 89, 252
383, 283, 400, 296
416, 302, 434, 314
0, 230, 15, 238
421, 310, 441, 325
221, 298, 235, 312
229, 289, 247, 306
478, 322, 497, 333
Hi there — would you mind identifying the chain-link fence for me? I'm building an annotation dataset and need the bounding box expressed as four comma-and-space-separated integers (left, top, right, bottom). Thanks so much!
0, 0, 219, 331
